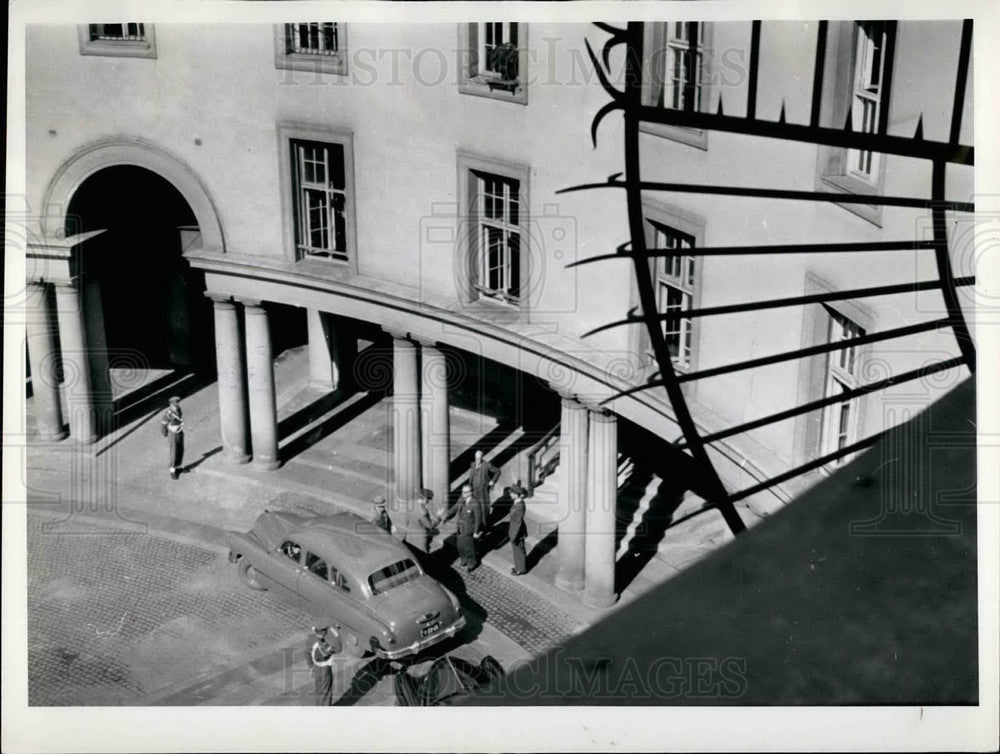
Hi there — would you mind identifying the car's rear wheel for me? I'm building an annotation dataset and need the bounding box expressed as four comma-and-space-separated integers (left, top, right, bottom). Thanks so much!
237, 559, 267, 591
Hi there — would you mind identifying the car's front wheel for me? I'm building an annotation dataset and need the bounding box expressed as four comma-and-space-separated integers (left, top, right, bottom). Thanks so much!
237, 558, 267, 591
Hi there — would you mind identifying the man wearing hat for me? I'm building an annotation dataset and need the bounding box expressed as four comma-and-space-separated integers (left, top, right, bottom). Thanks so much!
160, 396, 184, 480
452, 483, 479, 572
468, 449, 500, 537
508, 483, 529, 576
414, 488, 440, 554
305, 625, 342, 706
372, 495, 393, 533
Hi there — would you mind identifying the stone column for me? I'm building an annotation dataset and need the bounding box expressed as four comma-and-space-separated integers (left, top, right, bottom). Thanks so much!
25, 282, 66, 441
420, 343, 450, 520
583, 408, 619, 609
54, 282, 98, 443
307, 308, 335, 390
330, 316, 357, 394
391, 332, 422, 535
555, 394, 589, 592
211, 296, 250, 463
242, 300, 280, 469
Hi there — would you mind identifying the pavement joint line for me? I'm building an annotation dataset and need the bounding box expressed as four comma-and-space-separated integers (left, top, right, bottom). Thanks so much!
286, 455, 389, 489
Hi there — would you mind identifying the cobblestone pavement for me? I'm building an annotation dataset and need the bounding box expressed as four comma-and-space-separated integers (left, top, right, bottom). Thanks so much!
26, 513, 312, 706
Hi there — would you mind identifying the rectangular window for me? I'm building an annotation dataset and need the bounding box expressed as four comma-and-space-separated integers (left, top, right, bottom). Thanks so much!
368, 559, 422, 595
815, 21, 896, 225
846, 22, 888, 182
274, 23, 347, 76
820, 311, 866, 466
288, 23, 340, 56
474, 172, 521, 304
640, 22, 712, 149
651, 224, 697, 368
89, 23, 146, 41
291, 139, 348, 261
663, 22, 706, 112
78, 23, 156, 58
458, 23, 528, 104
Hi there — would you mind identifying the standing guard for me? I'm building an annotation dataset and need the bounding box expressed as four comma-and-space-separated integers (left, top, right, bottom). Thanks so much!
161, 396, 185, 480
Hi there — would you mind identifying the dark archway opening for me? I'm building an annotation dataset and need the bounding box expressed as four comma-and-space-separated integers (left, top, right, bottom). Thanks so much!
67, 165, 213, 372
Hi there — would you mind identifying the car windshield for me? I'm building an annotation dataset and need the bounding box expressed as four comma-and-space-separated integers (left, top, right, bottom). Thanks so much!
368, 558, 422, 595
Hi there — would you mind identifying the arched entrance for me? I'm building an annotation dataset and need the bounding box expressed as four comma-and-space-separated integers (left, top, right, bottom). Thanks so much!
66, 165, 213, 370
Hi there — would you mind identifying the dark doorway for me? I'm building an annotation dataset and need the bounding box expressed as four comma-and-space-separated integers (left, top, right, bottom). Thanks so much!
66, 166, 213, 371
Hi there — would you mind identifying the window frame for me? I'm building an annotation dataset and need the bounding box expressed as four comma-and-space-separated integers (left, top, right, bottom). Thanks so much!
815, 20, 897, 226
630, 201, 706, 379
277, 123, 358, 271
78, 23, 156, 59
793, 273, 874, 470
456, 151, 531, 310
818, 310, 867, 468
274, 23, 348, 77
640, 21, 713, 150
457, 22, 528, 105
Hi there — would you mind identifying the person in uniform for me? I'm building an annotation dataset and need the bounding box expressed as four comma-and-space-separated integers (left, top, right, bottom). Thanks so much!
306, 625, 342, 706
160, 396, 185, 480
508, 483, 529, 576
372, 495, 392, 533
468, 449, 499, 536
452, 484, 479, 572
414, 488, 439, 554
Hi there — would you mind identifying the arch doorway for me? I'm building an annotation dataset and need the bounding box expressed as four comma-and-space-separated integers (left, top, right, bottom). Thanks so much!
66, 165, 214, 371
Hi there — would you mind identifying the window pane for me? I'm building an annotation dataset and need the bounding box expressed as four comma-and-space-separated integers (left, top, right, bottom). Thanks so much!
508, 232, 521, 299
306, 553, 328, 580
328, 143, 345, 190
333, 193, 346, 253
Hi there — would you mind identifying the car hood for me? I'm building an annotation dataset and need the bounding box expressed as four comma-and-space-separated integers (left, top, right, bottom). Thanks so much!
373, 575, 460, 643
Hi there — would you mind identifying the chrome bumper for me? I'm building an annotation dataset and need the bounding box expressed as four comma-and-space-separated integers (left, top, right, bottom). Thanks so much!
376, 615, 467, 660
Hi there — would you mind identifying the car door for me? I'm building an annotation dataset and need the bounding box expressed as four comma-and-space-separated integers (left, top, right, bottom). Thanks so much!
270, 538, 304, 600
298, 551, 369, 637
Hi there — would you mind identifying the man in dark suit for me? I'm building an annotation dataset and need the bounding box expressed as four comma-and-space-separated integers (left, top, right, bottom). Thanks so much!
468, 449, 499, 536
508, 483, 529, 575
452, 483, 479, 572
414, 488, 439, 554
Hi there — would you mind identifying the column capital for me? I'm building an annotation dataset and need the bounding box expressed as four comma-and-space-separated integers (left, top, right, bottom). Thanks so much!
207, 293, 235, 307
52, 279, 81, 292
384, 326, 414, 342
238, 298, 265, 311
586, 406, 617, 422
556, 389, 588, 408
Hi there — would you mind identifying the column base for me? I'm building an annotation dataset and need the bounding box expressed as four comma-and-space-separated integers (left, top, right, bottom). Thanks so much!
582, 591, 619, 609
555, 574, 585, 592
39, 429, 69, 443
252, 457, 281, 471
224, 449, 252, 465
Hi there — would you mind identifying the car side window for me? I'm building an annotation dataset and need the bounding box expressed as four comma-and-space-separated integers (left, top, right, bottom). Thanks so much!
305, 552, 328, 580
279, 540, 302, 564
329, 566, 349, 592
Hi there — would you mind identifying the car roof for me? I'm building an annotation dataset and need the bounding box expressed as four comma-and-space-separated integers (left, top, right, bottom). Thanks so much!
289, 512, 413, 574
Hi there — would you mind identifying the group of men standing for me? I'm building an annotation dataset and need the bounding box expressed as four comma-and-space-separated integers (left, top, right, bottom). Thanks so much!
370, 448, 531, 576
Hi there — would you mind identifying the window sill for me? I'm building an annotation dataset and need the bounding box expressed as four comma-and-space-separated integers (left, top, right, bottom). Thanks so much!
78, 39, 156, 59
639, 120, 708, 151
276, 54, 348, 76
459, 77, 527, 105
817, 173, 883, 227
